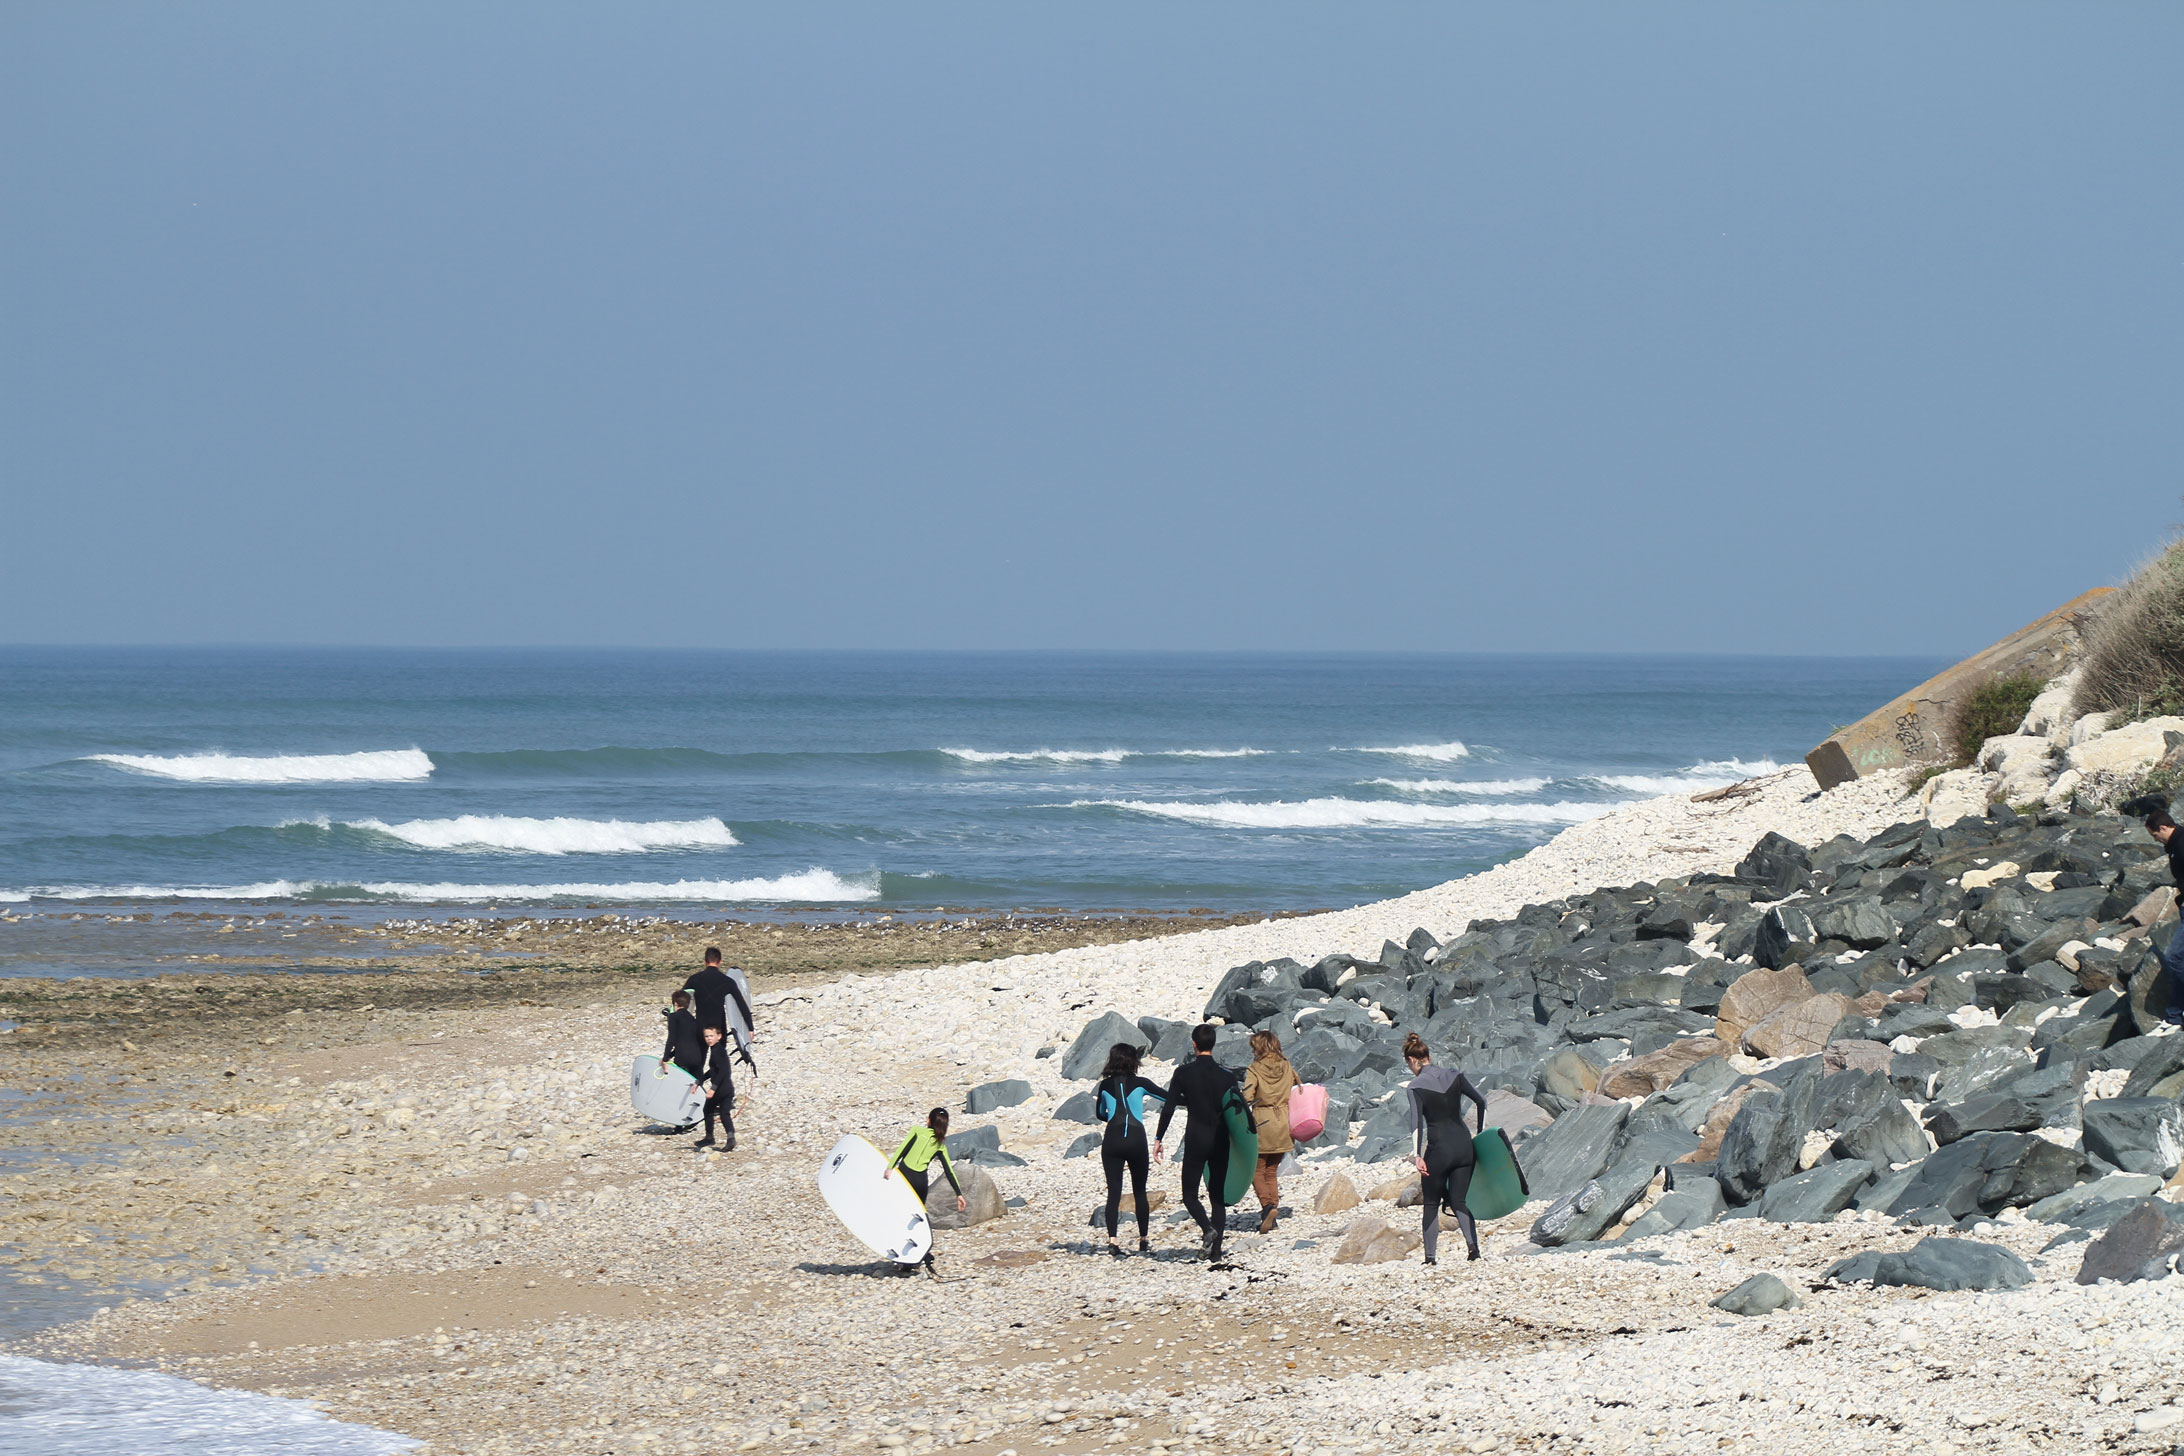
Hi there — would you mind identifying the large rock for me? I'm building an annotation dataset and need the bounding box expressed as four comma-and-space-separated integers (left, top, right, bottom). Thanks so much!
965, 1078, 1032, 1114
1052, 1090, 1100, 1124
1880, 1132, 2086, 1219
1528, 1160, 1659, 1247
1539, 1046, 1609, 1103
1736, 833, 1812, 899
2023, 1172, 2164, 1224
2064, 715, 2184, 778
1825, 1236, 2032, 1292
2074, 1198, 2184, 1284
1312, 1172, 1361, 1215
2080, 1097, 2184, 1176
1710, 1273, 1803, 1317
926, 1164, 1007, 1229
1752, 908, 1819, 972
1810, 897, 1897, 951
1483, 1088, 1554, 1136
1060, 1012, 1152, 1080
2119, 1035, 2184, 1099
1518, 1103, 1630, 1200
1832, 1092, 1930, 1168
1741, 994, 1853, 1059
1923, 1093, 2041, 1145
1716, 966, 1817, 1045
1616, 1178, 1726, 1241
1330, 1216, 1422, 1265
1718, 1070, 1823, 1205
1599, 1038, 1730, 1099
1686, 1082, 1766, 1165
1757, 1159, 1875, 1223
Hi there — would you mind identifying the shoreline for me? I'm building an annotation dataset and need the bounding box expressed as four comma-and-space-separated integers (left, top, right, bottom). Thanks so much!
12, 761, 2163, 1455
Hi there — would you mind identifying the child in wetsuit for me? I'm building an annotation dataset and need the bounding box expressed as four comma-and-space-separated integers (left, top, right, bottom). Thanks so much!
1095, 1043, 1167, 1256
692, 1024, 738, 1152
884, 1108, 967, 1276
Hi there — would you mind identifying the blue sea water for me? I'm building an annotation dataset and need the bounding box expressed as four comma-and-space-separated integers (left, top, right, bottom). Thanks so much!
0, 648, 1941, 922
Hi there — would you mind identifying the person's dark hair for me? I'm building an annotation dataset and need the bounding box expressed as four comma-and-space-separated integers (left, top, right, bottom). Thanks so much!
701, 1024, 722, 1040
2123, 794, 2177, 831
1191, 1023, 1217, 1052
1102, 1042, 1142, 1080
927, 1107, 950, 1132
705, 946, 722, 964
671, 989, 691, 1009
1402, 1031, 1430, 1063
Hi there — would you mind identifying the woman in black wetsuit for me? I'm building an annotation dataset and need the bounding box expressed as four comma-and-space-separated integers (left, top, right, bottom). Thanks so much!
1403, 1031, 1487, 1264
1094, 1043, 1167, 1258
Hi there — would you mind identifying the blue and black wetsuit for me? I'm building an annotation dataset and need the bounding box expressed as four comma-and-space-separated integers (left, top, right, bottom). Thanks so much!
1096, 1074, 1167, 1239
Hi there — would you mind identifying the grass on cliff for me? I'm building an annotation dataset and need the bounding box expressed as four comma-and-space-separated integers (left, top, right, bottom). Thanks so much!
1947, 673, 2046, 764
2073, 535, 2184, 723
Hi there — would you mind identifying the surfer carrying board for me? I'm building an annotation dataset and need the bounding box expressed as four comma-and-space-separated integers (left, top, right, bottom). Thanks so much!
1154, 1024, 1243, 1263
1404, 1032, 1487, 1264
659, 991, 707, 1131
682, 947, 759, 1064
882, 1109, 966, 1276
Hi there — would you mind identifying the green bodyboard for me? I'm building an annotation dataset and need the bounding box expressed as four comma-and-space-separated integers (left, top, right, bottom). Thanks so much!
1465, 1126, 1528, 1220
1217, 1087, 1259, 1207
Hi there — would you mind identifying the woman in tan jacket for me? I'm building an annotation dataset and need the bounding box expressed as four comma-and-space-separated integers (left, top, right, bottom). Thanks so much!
1240, 1031, 1299, 1234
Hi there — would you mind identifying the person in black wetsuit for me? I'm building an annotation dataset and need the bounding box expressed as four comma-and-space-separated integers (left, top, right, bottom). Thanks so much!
1155, 1024, 1240, 1262
1404, 1031, 1488, 1264
1094, 1042, 1167, 1257
658, 990, 707, 1133
692, 1024, 739, 1152
2125, 798, 2184, 1025
682, 947, 758, 1057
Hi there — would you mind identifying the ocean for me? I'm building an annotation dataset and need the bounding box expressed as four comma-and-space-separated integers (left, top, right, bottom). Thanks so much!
0, 647, 1940, 955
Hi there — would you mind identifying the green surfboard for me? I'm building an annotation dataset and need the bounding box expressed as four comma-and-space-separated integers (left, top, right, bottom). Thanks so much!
1217, 1085, 1259, 1207
1465, 1126, 1528, 1220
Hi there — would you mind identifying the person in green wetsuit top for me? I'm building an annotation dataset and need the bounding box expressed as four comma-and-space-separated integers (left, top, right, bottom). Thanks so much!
884, 1108, 968, 1276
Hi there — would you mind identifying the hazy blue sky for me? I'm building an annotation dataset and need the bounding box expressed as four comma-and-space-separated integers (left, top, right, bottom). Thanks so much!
5, 6, 2178, 652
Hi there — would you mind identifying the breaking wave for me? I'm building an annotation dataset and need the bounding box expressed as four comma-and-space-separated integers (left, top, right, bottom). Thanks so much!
86, 749, 434, 783
1367, 777, 1550, 796
1353, 741, 1471, 762
0, 1354, 417, 1455
333, 815, 738, 855
1584, 758, 1782, 796
1065, 797, 1621, 829
11, 868, 878, 904
939, 747, 1271, 765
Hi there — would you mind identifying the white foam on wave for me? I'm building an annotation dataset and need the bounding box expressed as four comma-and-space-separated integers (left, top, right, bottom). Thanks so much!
1367, 777, 1550, 796
88, 749, 434, 783
13, 869, 877, 904
1585, 758, 1783, 797
1068, 797, 1620, 829
941, 747, 1270, 764
1354, 741, 1471, 762
0, 1354, 415, 1455
343, 816, 738, 855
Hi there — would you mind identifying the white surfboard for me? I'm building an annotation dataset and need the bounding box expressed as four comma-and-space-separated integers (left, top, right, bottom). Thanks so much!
630, 1055, 706, 1127
816, 1134, 932, 1265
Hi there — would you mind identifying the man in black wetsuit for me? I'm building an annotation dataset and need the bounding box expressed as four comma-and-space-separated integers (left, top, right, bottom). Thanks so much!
1155, 1024, 1240, 1262
2126, 798, 2184, 1024
682, 947, 758, 1063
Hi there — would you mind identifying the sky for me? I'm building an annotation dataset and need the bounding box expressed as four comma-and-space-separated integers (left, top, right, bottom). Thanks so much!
4, 5, 2179, 653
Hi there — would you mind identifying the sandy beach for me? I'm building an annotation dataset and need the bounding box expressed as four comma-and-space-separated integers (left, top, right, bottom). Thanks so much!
11, 765, 2184, 1455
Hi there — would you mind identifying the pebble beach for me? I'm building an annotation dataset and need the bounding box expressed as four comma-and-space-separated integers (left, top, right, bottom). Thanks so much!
10, 763, 2184, 1456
